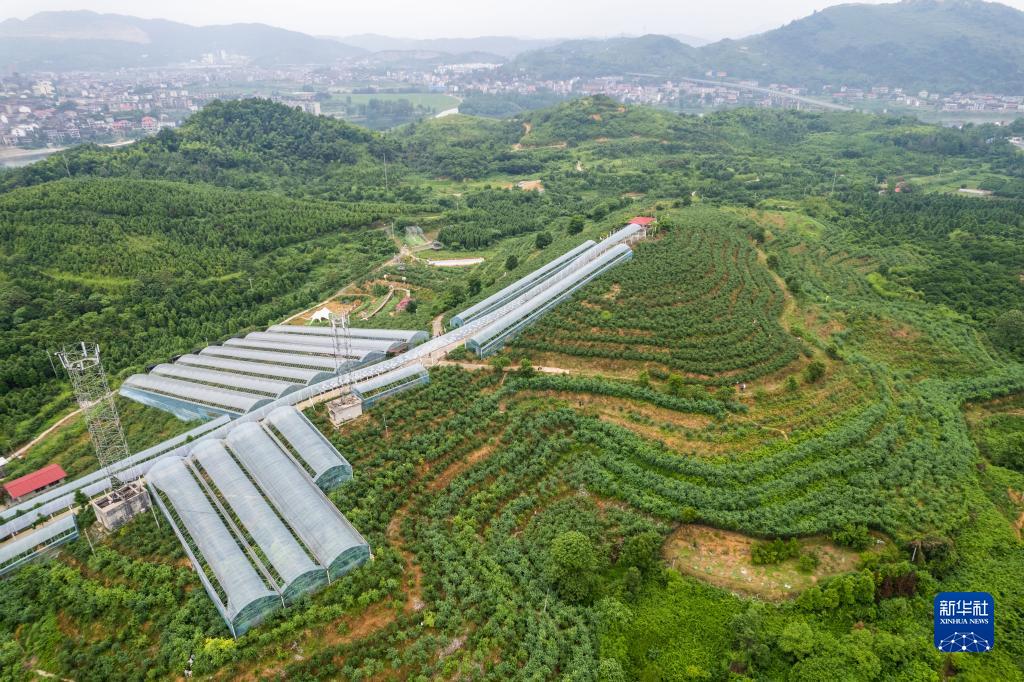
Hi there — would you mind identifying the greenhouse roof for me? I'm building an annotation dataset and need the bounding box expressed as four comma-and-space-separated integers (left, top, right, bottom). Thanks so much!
122, 373, 273, 414
351, 363, 428, 397
451, 239, 596, 327
264, 406, 352, 490
267, 325, 429, 346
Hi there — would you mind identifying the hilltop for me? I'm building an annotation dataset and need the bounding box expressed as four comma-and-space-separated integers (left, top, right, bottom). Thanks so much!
507, 0, 1024, 93
707, 0, 1024, 91
3, 99, 390, 197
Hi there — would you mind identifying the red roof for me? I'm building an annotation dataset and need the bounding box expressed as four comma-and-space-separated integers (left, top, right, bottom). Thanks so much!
630, 216, 656, 226
4, 463, 67, 500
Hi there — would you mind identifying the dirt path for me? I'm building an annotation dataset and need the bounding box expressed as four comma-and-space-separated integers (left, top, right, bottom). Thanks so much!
282, 283, 361, 324
427, 258, 485, 267
435, 360, 571, 375
431, 315, 444, 338
386, 492, 426, 614
359, 288, 394, 321
9, 389, 115, 460
9, 407, 83, 460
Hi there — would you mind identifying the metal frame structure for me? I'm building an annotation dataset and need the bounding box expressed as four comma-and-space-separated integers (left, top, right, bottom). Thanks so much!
450, 239, 597, 327
350, 363, 430, 408
0, 514, 78, 576
56, 343, 131, 487
147, 412, 369, 637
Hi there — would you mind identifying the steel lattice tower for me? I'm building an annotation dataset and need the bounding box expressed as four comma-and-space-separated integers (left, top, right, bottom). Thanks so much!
330, 313, 352, 376
56, 342, 130, 488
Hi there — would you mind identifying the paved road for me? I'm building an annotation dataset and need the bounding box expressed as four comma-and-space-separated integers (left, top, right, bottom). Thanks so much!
678, 77, 853, 112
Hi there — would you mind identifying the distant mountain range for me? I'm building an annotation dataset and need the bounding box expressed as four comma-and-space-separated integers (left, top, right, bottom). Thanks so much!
0, 11, 365, 70
2, 2, 1024, 94
509, 0, 1024, 93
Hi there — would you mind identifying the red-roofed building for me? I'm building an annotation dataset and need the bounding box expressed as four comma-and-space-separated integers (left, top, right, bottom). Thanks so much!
3, 464, 67, 503
629, 216, 656, 226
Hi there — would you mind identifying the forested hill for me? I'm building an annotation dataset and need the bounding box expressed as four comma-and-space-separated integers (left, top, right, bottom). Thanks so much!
506, 0, 1024, 93
1, 100, 421, 201
0, 10, 364, 70
0, 100, 420, 453
708, 0, 1024, 92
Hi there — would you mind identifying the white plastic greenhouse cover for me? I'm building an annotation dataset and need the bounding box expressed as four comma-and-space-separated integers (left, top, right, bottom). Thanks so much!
242, 332, 403, 355
267, 325, 429, 345
177, 354, 331, 385
451, 239, 596, 327
351, 363, 427, 397
151, 364, 297, 397
224, 338, 340, 357
191, 440, 324, 597
122, 374, 272, 413
223, 338, 385, 361
601, 223, 644, 247
469, 243, 634, 350
0, 514, 78, 574
225, 423, 367, 575
201, 346, 348, 370
263, 407, 352, 487
148, 457, 278, 629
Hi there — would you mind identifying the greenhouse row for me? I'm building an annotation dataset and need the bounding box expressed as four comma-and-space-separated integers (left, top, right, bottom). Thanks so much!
266, 324, 429, 350
467, 243, 633, 356
0, 514, 79, 576
351, 363, 430, 408
0, 226, 644, 583
147, 407, 367, 637
0, 416, 229, 541
449, 239, 597, 327
120, 323, 426, 418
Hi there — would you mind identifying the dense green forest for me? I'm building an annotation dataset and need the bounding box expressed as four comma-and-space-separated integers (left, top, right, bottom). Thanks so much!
1, 97, 1023, 681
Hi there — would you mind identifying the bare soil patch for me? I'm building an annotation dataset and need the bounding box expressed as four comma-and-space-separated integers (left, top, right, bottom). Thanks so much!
663, 525, 881, 600
516, 179, 545, 192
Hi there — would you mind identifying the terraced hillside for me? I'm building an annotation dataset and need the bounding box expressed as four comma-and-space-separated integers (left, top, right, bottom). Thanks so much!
516, 209, 799, 383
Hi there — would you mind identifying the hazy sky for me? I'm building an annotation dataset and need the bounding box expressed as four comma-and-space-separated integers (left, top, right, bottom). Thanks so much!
3, 0, 1024, 41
